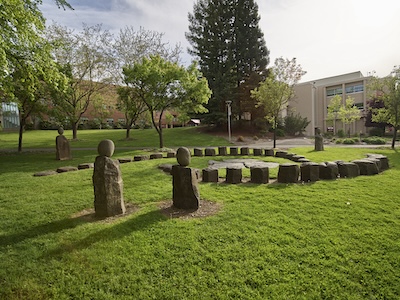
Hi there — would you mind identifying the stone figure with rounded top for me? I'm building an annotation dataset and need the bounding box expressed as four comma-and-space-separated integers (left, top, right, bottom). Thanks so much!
172, 147, 200, 210
93, 139, 126, 218
55, 127, 72, 160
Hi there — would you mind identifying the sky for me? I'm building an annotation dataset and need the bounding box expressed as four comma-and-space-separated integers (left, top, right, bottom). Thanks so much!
41, 0, 400, 82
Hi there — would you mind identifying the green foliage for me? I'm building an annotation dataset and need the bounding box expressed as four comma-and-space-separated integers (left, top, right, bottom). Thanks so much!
251, 57, 305, 147
283, 111, 310, 136
123, 56, 211, 148
362, 136, 387, 145
368, 126, 385, 137
342, 138, 355, 144
368, 66, 400, 148
337, 129, 346, 138
187, 0, 269, 124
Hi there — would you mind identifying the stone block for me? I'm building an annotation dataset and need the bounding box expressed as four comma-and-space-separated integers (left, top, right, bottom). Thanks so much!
352, 159, 379, 175
240, 147, 250, 156
205, 147, 216, 156
218, 146, 227, 156
277, 163, 299, 183
264, 149, 274, 156
78, 163, 94, 170
253, 148, 263, 156
150, 153, 163, 159
57, 166, 78, 173
319, 162, 339, 180
194, 148, 204, 157
202, 168, 219, 182
172, 165, 200, 209
134, 155, 149, 161
337, 162, 360, 178
250, 166, 269, 184
291, 155, 305, 162
118, 158, 133, 164
300, 162, 319, 182
93, 156, 125, 218
230, 147, 238, 156
166, 151, 176, 158
275, 150, 288, 158
34, 170, 58, 177
226, 167, 242, 184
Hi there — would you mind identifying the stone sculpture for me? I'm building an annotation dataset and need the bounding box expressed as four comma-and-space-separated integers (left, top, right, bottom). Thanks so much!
314, 127, 324, 151
172, 147, 200, 210
55, 127, 72, 160
93, 139, 126, 218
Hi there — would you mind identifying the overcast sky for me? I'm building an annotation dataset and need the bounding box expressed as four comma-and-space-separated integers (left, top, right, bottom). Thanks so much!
41, 0, 400, 82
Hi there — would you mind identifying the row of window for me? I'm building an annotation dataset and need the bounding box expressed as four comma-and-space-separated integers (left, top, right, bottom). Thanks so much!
326, 84, 364, 97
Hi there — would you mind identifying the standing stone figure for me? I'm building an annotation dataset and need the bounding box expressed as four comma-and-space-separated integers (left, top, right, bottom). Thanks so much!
93, 139, 126, 218
55, 127, 72, 160
172, 147, 200, 210
314, 127, 324, 151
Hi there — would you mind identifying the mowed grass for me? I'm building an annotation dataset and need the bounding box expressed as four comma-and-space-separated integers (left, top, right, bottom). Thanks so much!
0, 127, 228, 150
0, 144, 399, 299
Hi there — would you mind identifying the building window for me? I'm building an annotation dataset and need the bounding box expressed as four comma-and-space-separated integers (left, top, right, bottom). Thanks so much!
354, 103, 364, 110
326, 86, 342, 97
345, 83, 364, 94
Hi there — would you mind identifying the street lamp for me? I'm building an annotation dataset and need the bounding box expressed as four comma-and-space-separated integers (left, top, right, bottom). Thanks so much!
226, 100, 232, 142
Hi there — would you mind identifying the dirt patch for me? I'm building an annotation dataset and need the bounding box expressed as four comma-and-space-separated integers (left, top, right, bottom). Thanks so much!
158, 199, 222, 220
71, 202, 140, 223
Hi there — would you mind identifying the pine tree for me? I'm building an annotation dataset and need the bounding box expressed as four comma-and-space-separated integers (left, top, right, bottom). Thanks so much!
187, 0, 269, 125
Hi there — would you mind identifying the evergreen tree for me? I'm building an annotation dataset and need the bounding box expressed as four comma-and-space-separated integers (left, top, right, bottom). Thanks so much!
186, 0, 269, 125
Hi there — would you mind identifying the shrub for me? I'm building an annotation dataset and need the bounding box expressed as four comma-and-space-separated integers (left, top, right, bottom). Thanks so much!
236, 136, 245, 142
275, 128, 285, 137
362, 136, 386, 145
368, 127, 385, 137
253, 136, 259, 141
283, 112, 310, 136
342, 138, 355, 144
335, 139, 343, 144
337, 129, 345, 138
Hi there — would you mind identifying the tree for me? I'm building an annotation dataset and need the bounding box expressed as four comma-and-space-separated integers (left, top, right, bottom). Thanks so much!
187, 0, 269, 125
123, 56, 211, 148
284, 111, 310, 136
116, 86, 148, 139
46, 23, 113, 139
112, 26, 181, 138
365, 98, 387, 135
368, 66, 400, 148
251, 57, 306, 148
1, 0, 71, 151
338, 96, 361, 137
326, 95, 342, 134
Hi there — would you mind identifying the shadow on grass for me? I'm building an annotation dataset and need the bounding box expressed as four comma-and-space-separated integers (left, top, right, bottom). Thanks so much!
0, 214, 91, 247
44, 208, 166, 258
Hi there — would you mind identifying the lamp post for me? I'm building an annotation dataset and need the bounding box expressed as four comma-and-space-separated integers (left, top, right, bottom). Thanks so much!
226, 100, 232, 142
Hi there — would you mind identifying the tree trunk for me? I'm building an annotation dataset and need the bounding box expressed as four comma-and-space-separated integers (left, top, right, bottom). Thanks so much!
126, 127, 131, 139
391, 127, 397, 149
273, 119, 277, 148
18, 119, 25, 152
158, 124, 164, 148
72, 122, 78, 140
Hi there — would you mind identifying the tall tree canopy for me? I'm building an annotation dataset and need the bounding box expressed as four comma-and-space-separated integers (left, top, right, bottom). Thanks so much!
123, 56, 211, 148
1, 0, 71, 151
251, 57, 305, 148
368, 65, 400, 149
186, 0, 269, 125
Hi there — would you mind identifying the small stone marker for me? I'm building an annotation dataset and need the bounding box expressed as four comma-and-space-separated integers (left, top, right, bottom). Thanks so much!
134, 155, 149, 161
240, 147, 250, 155
253, 148, 263, 156
337, 162, 359, 178
93, 139, 126, 218
78, 163, 94, 170
172, 147, 200, 209
314, 127, 324, 151
34, 170, 58, 177
55, 127, 72, 160
264, 149, 274, 156
167, 151, 176, 158
205, 147, 216, 156
319, 162, 339, 180
150, 153, 163, 159
57, 166, 78, 173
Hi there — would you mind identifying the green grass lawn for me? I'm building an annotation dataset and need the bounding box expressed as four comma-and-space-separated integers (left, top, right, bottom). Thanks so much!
0, 143, 399, 299
0, 127, 228, 150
